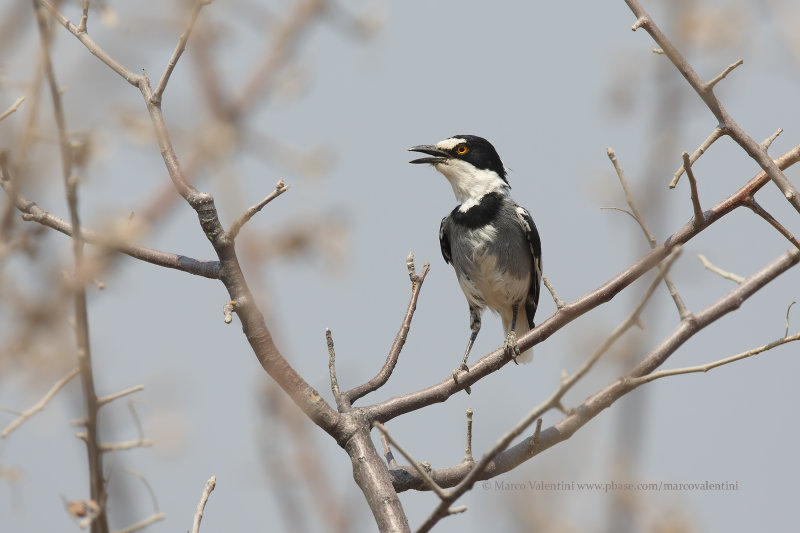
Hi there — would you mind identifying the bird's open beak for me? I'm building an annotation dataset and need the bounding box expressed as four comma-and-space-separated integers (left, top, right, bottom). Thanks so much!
408, 145, 450, 165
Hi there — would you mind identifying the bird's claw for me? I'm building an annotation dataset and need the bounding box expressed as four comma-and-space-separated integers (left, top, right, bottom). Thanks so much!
451, 367, 472, 394
504, 331, 521, 364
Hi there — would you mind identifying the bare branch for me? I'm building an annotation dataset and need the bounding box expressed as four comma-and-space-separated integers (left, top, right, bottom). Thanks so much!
326, 328, 348, 412
608, 147, 691, 319
97, 385, 144, 407
697, 254, 744, 283
1, 367, 80, 438
626, 332, 800, 388
345, 257, 430, 404
542, 276, 565, 309
682, 152, 705, 228
227, 179, 289, 240
153, 0, 213, 104
37, 0, 142, 86
743, 198, 800, 251
374, 422, 448, 500
624, 0, 800, 213
463, 408, 474, 463
786, 301, 796, 338
0, 174, 221, 278
392, 248, 800, 494
0, 97, 25, 122
705, 58, 743, 91
122, 468, 160, 514
762, 128, 783, 151
111, 513, 166, 533
191, 476, 216, 533
671, 127, 724, 188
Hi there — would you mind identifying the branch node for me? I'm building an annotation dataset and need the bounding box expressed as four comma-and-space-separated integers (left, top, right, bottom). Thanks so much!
631, 17, 647, 31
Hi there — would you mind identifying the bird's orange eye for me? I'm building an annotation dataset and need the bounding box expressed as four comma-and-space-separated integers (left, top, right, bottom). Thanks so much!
456, 144, 468, 155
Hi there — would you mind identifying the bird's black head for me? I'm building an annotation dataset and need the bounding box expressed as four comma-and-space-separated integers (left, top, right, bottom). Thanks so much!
409, 135, 507, 182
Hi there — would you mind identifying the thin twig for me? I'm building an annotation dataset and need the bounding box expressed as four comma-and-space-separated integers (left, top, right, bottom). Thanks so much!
227, 180, 289, 240
743, 197, 800, 251
97, 385, 144, 407
761, 128, 783, 151
542, 276, 565, 309
626, 332, 800, 388
344, 257, 430, 404
1, 367, 80, 438
463, 408, 474, 463
0, 97, 25, 122
111, 513, 166, 533
191, 476, 216, 533
608, 147, 691, 319
326, 328, 348, 411
373, 422, 448, 500
786, 302, 796, 338
705, 58, 744, 90
682, 152, 705, 228
697, 254, 744, 283
380, 432, 399, 469
153, 0, 213, 104
122, 468, 159, 513
671, 127, 724, 188
625, 0, 800, 213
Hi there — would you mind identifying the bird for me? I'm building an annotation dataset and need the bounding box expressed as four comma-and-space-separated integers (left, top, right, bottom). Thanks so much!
409, 135, 542, 371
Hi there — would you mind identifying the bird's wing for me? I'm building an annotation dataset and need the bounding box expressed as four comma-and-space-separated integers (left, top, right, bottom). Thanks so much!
515, 205, 542, 328
439, 215, 453, 265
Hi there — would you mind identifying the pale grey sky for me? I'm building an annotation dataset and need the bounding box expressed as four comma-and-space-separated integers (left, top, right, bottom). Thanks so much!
2, 1, 800, 532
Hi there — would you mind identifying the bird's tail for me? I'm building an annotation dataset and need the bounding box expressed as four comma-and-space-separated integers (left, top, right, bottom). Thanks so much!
503, 307, 533, 364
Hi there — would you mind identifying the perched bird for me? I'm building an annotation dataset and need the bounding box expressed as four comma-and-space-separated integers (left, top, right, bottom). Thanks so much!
409, 135, 542, 370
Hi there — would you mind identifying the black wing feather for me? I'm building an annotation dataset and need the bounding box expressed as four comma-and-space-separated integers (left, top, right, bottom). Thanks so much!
439, 215, 453, 265
516, 206, 542, 328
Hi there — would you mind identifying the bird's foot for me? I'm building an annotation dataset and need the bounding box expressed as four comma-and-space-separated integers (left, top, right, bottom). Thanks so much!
504, 331, 521, 364
451, 366, 472, 395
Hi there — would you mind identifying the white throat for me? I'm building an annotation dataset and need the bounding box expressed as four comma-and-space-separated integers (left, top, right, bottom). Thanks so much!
434, 159, 509, 211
